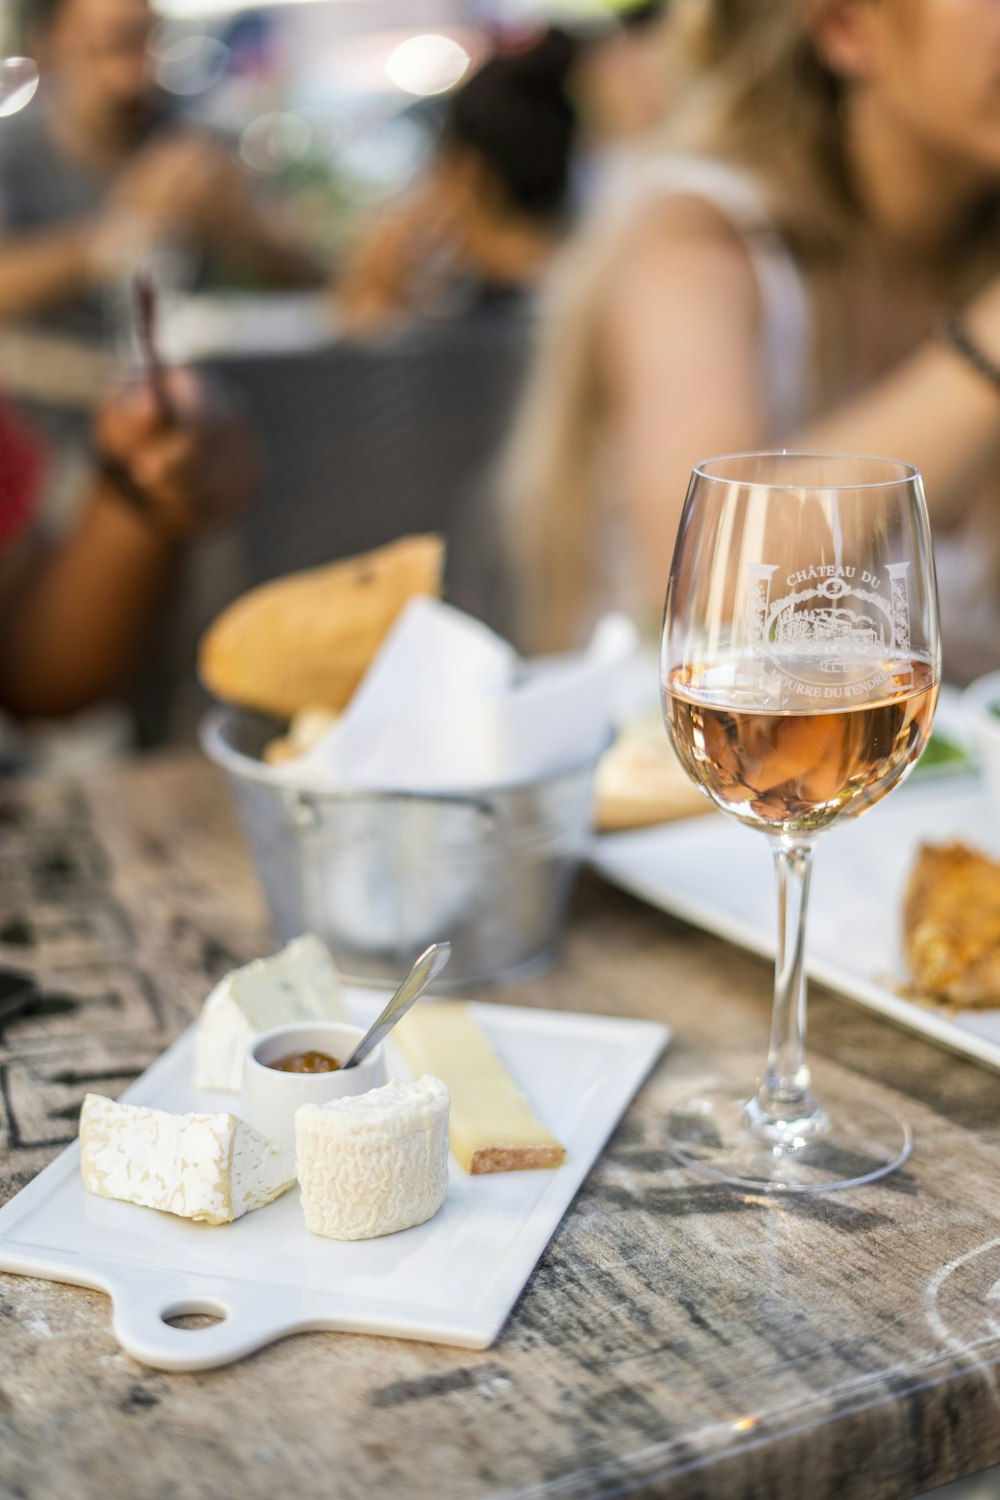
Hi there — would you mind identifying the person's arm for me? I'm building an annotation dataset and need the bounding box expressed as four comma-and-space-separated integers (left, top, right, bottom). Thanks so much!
601, 199, 768, 605
0, 370, 257, 718
0, 482, 181, 716
126, 132, 322, 291
336, 174, 460, 336
202, 185, 323, 290
0, 218, 99, 317
0, 132, 320, 321
795, 311, 1000, 528
603, 201, 1000, 613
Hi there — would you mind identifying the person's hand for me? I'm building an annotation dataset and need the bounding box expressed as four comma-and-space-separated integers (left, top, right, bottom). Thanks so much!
337, 176, 462, 336
98, 132, 248, 253
93, 368, 259, 544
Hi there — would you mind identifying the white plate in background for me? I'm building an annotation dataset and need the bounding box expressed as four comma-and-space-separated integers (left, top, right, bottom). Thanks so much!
593, 776, 1000, 1072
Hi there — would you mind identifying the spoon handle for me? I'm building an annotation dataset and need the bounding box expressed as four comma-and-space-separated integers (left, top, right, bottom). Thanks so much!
342, 941, 451, 1069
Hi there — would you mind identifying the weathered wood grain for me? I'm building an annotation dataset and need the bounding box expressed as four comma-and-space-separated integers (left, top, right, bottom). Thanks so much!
2, 753, 1000, 1500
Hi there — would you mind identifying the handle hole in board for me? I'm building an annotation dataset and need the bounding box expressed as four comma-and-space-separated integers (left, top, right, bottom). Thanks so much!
161, 1299, 228, 1331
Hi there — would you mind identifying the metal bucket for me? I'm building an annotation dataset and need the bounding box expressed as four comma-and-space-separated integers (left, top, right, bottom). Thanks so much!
200, 708, 606, 989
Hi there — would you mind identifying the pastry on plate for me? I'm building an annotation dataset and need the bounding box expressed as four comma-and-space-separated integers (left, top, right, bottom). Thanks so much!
595, 712, 710, 832
904, 841, 1000, 1008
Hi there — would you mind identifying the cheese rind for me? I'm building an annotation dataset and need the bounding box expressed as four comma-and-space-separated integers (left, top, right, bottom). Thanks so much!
394, 1003, 566, 1174
296, 1075, 449, 1240
79, 1094, 295, 1224
194, 934, 349, 1091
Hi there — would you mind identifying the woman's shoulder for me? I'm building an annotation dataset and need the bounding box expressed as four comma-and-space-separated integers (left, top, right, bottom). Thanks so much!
598, 151, 779, 235
592, 150, 813, 433
596, 153, 781, 309
586, 149, 798, 308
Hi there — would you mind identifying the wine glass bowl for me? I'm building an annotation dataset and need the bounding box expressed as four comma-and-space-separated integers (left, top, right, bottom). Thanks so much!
660, 452, 940, 1191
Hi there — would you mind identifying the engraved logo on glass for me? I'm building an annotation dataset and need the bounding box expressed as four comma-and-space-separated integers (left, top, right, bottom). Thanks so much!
738, 563, 911, 697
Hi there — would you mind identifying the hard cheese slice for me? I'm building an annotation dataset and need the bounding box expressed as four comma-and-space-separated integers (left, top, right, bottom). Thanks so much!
80, 1094, 296, 1224
394, 1003, 566, 1174
194, 934, 349, 1091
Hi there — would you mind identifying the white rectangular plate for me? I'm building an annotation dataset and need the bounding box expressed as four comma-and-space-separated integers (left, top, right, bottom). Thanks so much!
594, 776, 1000, 1072
0, 992, 668, 1371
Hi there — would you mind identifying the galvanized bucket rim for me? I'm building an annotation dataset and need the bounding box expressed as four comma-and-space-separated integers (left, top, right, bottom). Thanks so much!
199, 706, 614, 803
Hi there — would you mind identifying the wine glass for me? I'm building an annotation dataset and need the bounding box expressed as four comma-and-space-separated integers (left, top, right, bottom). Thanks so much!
660, 452, 939, 1192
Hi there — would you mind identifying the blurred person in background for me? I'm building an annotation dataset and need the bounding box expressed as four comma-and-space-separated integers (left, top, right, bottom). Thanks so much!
505, 0, 1000, 682
571, 0, 672, 186
0, 367, 255, 760
337, 28, 582, 338
0, 0, 321, 344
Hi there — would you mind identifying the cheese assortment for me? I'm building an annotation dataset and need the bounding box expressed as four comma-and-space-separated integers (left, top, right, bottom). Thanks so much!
296, 1076, 450, 1241
79, 1094, 296, 1225
78, 939, 567, 1251
195, 934, 349, 1091
395, 1003, 566, 1174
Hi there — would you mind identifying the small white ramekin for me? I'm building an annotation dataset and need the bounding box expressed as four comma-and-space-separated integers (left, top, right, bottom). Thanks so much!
241, 1021, 387, 1151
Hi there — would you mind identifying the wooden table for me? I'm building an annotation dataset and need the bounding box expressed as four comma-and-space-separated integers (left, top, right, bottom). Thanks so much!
2, 752, 1000, 1500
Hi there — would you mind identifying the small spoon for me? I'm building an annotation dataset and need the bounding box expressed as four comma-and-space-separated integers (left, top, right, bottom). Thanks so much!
341, 941, 451, 1069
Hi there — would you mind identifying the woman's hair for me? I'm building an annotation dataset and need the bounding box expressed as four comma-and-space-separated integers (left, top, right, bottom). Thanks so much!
445, 29, 580, 222
503, 0, 1000, 649
671, 2, 847, 250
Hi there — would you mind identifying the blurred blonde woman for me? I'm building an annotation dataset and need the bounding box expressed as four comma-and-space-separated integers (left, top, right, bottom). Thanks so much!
506, 0, 1000, 679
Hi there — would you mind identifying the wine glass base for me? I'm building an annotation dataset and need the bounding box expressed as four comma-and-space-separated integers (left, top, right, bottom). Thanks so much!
665, 1083, 912, 1192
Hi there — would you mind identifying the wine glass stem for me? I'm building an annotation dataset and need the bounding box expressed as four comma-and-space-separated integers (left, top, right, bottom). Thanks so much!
748, 840, 824, 1141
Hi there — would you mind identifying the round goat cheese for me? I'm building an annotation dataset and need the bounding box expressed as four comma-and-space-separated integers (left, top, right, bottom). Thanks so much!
295, 1075, 449, 1240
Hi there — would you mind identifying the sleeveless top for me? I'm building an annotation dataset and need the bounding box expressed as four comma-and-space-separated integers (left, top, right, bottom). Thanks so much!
604, 153, 815, 435
591, 154, 815, 647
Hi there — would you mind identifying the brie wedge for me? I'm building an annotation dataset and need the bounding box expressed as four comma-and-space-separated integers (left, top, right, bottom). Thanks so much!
80, 1093, 295, 1225
296, 1075, 449, 1241
194, 934, 349, 1091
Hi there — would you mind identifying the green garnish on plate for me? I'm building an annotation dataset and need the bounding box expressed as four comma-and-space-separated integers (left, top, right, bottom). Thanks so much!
914, 731, 970, 775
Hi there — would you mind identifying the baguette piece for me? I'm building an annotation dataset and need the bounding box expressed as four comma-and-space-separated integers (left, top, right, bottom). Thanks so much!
904, 841, 1000, 1008
394, 1002, 566, 1174
199, 534, 444, 718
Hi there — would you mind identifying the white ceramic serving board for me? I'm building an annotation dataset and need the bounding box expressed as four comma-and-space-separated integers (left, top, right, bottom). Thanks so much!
594, 774, 1000, 1072
0, 991, 668, 1372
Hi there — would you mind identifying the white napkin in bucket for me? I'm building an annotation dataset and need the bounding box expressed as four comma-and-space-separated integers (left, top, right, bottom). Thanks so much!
274, 598, 638, 793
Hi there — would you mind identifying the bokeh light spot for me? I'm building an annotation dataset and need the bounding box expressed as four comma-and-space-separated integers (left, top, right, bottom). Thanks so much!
384, 34, 470, 97
0, 58, 39, 119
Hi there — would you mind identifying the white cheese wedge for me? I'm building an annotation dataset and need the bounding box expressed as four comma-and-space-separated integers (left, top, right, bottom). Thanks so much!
194, 934, 349, 1091
296, 1075, 449, 1241
394, 1003, 566, 1174
80, 1093, 295, 1225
